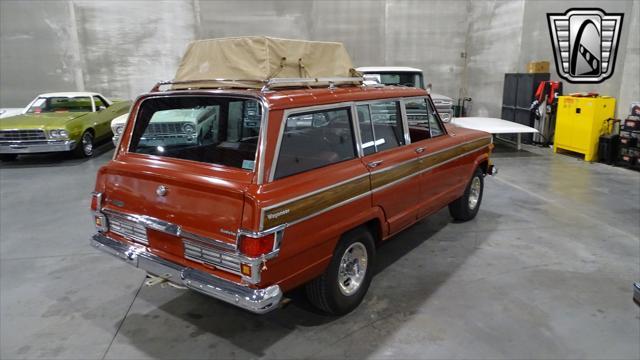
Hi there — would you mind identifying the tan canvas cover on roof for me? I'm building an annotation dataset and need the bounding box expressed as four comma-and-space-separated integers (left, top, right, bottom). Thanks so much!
172, 37, 357, 89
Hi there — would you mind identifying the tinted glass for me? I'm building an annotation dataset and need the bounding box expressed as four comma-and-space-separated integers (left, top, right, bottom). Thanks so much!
275, 108, 356, 179
129, 96, 261, 170
93, 97, 105, 108
368, 72, 423, 88
426, 100, 445, 137
405, 98, 444, 139
356, 105, 376, 156
26, 97, 93, 113
369, 101, 404, 152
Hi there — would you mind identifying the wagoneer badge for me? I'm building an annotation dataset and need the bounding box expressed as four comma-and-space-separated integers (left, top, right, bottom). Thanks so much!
156, 185, 168, 197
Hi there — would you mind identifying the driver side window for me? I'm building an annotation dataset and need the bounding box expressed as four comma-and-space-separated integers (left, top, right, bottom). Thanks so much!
274, 107, 356, 180
93, 96, 107, 110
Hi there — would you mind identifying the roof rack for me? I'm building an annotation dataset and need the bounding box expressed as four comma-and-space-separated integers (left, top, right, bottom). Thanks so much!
150, 77, 364, 92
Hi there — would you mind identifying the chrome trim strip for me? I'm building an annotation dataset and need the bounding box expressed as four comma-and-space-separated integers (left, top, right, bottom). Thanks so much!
91, 233, 282, 314
268, 101, 357, 182
102, 208, 236, 252
101, 208, 285, 284
417, 137, 492, 161
425, 96, 449, 136
372, 143, 492, 193
0, 140, 76, 154
263, 172, 370, 212
237, 223, 287, 255
351, 104, 364, 158
367, 136, 491, 177
267, 95, 430, 183
256, 104, 269, 185
285, 191, 372, 228
400, 100, 411, 145
259, 173, 370, 230
261, 138, 491, 228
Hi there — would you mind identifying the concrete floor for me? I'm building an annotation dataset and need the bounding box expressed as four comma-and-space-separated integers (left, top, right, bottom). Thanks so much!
1, 143, 639, 359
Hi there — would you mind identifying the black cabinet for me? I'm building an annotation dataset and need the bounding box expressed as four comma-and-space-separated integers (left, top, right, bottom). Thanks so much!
501, 73, 550, 143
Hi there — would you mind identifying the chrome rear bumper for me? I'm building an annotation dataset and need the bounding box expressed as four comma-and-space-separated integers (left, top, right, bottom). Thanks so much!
0, 140, 76, 154
91, 233, 282, 314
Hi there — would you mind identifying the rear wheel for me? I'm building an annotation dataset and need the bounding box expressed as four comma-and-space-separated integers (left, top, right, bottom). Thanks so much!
75, 131, 94, 158
0, 154, 18, 162
449, 167, 484, 221
306, 227, 375, 315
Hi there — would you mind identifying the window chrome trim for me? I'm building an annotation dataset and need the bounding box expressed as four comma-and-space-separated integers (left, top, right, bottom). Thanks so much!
267, 96, 429, 183
350, 104, 364, 158
425, 96, 448, 137
400, 100, 411, 145
268, 101, 358, 182
121, 92, 269, 183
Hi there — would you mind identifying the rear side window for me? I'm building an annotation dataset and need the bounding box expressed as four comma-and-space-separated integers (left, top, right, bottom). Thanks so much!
405, 98, 445, 140
129, 96, 261, 170
274, 107, 356, 179
358, 101, 405, 153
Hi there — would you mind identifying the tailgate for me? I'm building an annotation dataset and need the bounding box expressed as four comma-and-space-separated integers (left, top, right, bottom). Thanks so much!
99, 156, 249, 255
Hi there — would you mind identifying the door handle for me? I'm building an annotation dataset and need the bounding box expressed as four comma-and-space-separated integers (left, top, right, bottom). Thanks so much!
367, 160, 383, 168
415, 147, 425, 154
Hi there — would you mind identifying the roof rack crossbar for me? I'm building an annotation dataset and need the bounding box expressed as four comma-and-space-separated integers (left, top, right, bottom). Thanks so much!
150, 77, 364, 92
263, 77, 363, 91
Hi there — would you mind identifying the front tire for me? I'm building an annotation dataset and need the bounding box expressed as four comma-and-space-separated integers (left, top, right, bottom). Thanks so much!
75, 131, 94, 158
306, 227, 375, 315
449, 167, 484, 221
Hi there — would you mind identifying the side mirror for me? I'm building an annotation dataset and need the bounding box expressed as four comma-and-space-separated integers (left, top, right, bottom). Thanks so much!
426, 83, 432, 94
98, 106, 106, 111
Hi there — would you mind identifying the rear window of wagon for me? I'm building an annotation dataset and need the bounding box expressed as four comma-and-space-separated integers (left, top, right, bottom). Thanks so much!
129, 96, 262, 170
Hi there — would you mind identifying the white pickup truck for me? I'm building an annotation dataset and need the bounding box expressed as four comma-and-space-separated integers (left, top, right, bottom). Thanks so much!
356, 66, 454, 122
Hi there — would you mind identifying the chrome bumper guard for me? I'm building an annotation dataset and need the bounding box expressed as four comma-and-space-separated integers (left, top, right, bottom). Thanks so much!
91, 233, 282, 314
0, 140, 76, 154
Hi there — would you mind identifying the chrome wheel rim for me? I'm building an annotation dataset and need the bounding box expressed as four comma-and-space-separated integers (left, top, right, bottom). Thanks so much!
468, 176, 481, 210
338, 242, 368, 296
82, 133, 93, 156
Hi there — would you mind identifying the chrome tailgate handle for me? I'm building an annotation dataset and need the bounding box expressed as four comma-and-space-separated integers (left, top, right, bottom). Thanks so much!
415, 147, 425, 154
367, 160, 383, 168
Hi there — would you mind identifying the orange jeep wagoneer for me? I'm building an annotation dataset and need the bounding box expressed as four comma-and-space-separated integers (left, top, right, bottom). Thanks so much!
90, 38, 495, 315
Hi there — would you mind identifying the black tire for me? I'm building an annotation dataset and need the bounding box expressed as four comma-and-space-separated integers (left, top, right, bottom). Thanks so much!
75, 130, 94, 158
306, 227, 375, 315
449, 167, 484, 221
0, 154, 18, 162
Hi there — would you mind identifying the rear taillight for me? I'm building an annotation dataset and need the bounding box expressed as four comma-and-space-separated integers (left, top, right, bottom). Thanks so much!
90, 192, 102, 212
90, 192, 107, 232
239, 233, 275, 258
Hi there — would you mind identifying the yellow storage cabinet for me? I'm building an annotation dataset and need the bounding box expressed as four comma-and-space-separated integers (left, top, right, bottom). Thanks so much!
554, 95, 616, 161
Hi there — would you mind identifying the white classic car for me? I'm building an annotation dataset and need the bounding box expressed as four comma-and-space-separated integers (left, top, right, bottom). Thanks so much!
111, 106, 218, 146
0, 108, 23, 119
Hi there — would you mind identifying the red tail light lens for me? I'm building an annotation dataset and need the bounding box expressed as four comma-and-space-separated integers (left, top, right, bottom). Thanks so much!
239, 233, 275, 258
90, 192, 102, 212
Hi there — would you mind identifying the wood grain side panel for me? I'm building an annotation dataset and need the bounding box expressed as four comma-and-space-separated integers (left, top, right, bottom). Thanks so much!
263, 176, 371, 228
370, 160, 421, 189
261, 137, 491, 228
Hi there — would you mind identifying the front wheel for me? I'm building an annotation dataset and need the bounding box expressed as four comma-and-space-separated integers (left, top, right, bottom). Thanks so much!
306, 227, 375, 315
449, 167, 484, 221
74, 131, 94, 158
